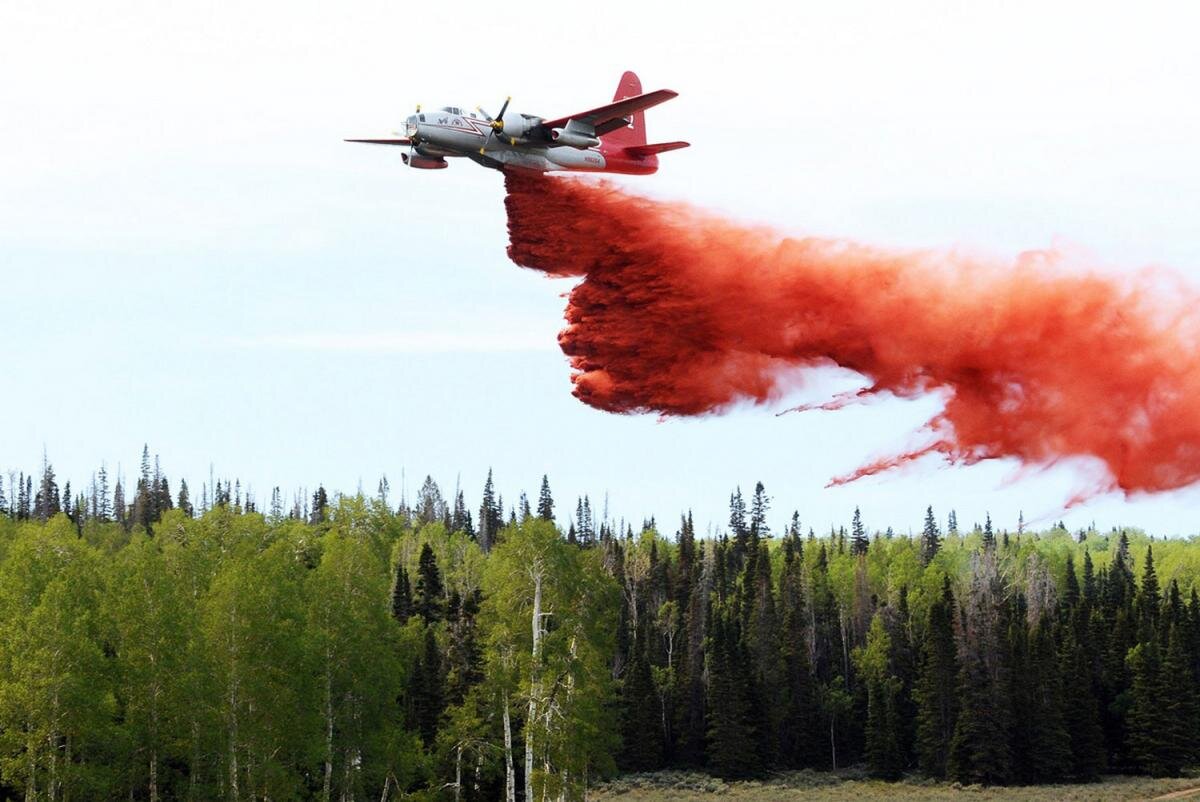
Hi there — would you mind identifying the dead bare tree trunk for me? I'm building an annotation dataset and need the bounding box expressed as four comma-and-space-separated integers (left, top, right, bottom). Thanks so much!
503, 692, 516, 802
526, 561, 544, 802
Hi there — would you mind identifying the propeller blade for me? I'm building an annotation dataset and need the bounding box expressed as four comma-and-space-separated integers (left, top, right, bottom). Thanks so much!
476, 105, 494, 122
492, 96, 511, 131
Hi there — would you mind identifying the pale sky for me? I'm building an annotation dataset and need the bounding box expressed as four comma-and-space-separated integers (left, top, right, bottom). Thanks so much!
3, 0, 1200, 536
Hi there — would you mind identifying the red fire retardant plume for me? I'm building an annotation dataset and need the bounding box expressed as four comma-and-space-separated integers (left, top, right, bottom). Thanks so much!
504, 172, 1200, 497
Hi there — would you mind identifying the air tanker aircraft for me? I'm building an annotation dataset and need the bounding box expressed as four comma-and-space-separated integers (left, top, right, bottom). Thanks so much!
347, 71, 688, 175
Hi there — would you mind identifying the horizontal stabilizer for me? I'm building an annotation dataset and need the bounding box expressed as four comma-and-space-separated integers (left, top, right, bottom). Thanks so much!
625, 141, 690, 157
345, 138, 412, 146
540, 89, 679, 132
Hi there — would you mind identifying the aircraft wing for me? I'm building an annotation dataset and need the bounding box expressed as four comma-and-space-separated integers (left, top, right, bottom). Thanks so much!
344, 138, 412, 146
539, 89, 679, 132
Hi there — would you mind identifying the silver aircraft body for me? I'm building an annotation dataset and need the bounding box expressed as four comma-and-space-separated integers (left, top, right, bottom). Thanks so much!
347, 71, 688, 175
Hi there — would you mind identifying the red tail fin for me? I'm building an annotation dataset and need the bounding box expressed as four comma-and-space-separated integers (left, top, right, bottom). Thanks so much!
600, 71, 647, 149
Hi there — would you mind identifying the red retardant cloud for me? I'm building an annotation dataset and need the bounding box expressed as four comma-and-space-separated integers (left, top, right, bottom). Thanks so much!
504, 172, 1200, 497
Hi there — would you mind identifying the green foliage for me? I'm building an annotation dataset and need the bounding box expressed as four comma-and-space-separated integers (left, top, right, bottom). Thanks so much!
2, 493, 1200, 798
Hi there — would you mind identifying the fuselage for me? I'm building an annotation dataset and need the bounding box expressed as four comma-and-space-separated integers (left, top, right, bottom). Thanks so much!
403, 107, 657, 175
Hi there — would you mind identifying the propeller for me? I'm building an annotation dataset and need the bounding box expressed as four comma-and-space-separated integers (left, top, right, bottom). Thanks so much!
476, 97, 516, 153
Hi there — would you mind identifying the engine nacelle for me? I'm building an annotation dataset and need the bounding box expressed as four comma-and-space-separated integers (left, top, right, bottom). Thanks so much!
498, 111, 535, 140
551, 128, 600, 149
402, 152, 447, 170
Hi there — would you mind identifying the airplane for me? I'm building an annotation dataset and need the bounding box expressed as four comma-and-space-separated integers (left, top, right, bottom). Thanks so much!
346, 71, 688, 175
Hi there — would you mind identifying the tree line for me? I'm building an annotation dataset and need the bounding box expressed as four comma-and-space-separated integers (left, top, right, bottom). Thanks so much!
0, 453, 1198, 800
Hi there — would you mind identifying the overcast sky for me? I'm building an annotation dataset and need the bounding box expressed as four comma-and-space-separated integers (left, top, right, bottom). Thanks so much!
3, 0, 1200, 536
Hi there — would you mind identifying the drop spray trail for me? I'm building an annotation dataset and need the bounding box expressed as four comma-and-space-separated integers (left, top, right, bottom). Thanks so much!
504, 172, 1200, 497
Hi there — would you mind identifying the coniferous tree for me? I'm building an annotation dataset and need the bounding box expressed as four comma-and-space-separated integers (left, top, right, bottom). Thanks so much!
177, 478, 193, 517
914, 577, 958, 778
444, 590, 483, 705
1124, 638, 1163, 775
1157, 624, 1199, 776
310, 485, 329, 524
412, 626, 445, 747
778, 536, 819, 767
477, 469, 502, 551
858, 615, 904, 780
705, 606, 760, 778
1023, 615, 1069, 783
619, 625, 664, 771
1063, 553, 1080, 611
416, 475, 444, 525
1059, 624, 1106, 780
536, 475, 554, 522
728, 488, 748, 566
850, 507, 869, 556
981, 513, 995, 551
674, 536, 709, 768
920, 505, 941, 565
415, 543, 444, 624
748, 481, 769, 540
948, 551, 1011, 785
391, 562, 413, 622
450, 490, 474, 537
1082, 549, 1097, 609
1136, 546, 1160, 636
113, 475, 126, 527
947, 509, 958, 536
34, 455, 60, 523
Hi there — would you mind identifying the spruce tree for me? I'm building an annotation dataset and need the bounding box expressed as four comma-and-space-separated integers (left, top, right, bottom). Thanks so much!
705, 606, 760, 778
1125, 638, 1164, 775
728, 488, 748, 566
391, 561, 413, 622
1024, 616, 1069, 782
412, 626, 445, 747
981, 513, 995, 551
1136, 546, 1160, 636
915, 576, 958, 778
1155, 625, 1198, 776
1063, 553, 1080, 611
1060, 624, 1106, 780
779, 536, 820, 767
310, 485, 328, 524
920, 505, 941, 565
177, 479, 193, 517
444, 590, 483, 705
850, 507, 869, 556
865, 674, 904, 780
415, 543, 444, 624
748, 481, 769, 540
477, 469, 502, 552
1082, 549, 1097, 608
947, 552, 1011, 785
858, 616, 904, 780
619, 626, 664, 771
536, 475, 554, 522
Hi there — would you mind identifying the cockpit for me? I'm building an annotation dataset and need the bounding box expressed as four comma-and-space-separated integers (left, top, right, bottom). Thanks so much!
439, 106, 480, 119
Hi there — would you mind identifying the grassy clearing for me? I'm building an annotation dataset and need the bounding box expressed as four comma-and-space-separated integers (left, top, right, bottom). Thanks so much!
591, 770, 1200, 801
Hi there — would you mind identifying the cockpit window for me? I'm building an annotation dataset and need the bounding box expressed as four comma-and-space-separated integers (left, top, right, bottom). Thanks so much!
440, 106, 462, 115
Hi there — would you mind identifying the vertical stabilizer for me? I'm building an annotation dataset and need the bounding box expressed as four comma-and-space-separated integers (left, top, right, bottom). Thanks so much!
600, 71, 648, 148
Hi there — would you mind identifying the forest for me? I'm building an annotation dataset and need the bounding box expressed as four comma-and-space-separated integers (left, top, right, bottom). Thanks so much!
0, 450, 1198, 801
